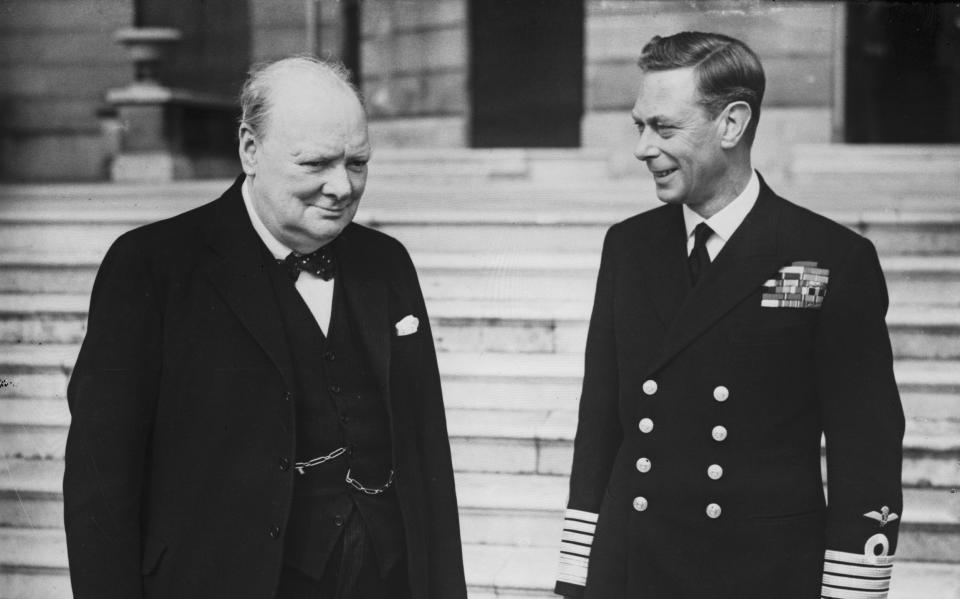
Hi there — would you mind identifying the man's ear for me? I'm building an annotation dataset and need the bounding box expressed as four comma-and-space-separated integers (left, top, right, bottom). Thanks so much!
238, 123, 259, 176
719, 101, 752, 149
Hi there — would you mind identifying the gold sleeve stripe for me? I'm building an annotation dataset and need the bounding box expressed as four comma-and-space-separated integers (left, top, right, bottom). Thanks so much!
822, 573, 890, 591
823, 561, 892, 579
557, 554, 589, 586
565, 508, 599, 523
820, 587, 889, 599
823, 549, 895, 567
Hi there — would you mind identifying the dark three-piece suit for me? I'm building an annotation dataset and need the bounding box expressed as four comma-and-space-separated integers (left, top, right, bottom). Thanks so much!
556, 175, 904, 599
63, 177, 467, 599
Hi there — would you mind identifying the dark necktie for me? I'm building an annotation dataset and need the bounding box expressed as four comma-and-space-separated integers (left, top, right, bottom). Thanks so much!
279, 246, 336, 281
688, 222, 713, 285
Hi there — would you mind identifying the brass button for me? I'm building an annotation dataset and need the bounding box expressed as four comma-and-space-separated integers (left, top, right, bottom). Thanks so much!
636, 457, 652, 473
638, 418, 654, 434
642, 380, 658, 395
706, 503, 722, 519
633, 496, 649, 512
712, 425, 728, 442
707, 464, 724, 480
713, 386, 729, 402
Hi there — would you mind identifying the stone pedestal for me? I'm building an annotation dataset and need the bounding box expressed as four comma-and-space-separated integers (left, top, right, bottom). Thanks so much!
106, 27, 238, 182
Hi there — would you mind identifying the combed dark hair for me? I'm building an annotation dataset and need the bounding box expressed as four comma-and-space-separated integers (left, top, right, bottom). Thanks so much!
638, 32, 765, 144
239, 55, 362, 139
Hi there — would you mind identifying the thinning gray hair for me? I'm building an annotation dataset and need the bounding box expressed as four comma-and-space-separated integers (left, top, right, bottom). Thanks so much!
239, 55, 363, 139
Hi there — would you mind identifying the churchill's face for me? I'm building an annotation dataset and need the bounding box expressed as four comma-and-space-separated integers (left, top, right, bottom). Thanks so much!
631, 67, 727, 213
240, 74, 370, 253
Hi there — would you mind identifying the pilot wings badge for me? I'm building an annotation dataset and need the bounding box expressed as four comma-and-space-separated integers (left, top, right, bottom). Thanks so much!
864, 506, 899, 527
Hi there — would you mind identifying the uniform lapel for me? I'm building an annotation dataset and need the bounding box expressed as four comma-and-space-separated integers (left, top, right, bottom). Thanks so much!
644, 181, 785, 376
334, 225, 392, 399
636, 204, 692, 327
202, 177, 294, 388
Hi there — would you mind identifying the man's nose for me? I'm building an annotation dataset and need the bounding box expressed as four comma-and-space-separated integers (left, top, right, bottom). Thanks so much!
321, 164, 352, 201
633, 129, 660, 161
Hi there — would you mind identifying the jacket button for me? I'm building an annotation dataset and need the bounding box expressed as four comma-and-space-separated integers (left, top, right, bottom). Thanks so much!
269, 526, 281, 539
713, 386, 729, 402
636, 457, 652, 473
334, 515, 344, 527
283, 391, 291, 402
712, 425, 728, 442
279, 457, 290, 472
642, 380, 658, 395
324, 351, 336, 361
633, 496, 648, 512
329, 384, 341, 394
706, 503, 722, 519
707, 464, 724, 480
638, 418, 654, 434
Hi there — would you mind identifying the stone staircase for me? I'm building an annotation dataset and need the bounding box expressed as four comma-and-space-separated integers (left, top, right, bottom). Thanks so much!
1, 146, 959, 598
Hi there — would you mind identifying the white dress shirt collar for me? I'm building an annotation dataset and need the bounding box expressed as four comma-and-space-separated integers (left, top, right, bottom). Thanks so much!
682, 170, 760, 259
241, 177, 292, 260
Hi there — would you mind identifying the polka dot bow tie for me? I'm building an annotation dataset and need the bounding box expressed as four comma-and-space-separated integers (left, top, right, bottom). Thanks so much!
279, 246, 336, 281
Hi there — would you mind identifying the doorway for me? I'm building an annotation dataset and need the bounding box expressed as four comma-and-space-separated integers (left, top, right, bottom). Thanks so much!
846, 3, 960, 143
468, 0, 584, 147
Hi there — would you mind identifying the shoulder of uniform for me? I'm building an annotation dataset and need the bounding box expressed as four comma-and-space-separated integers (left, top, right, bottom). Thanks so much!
609, 203, 676, 242
773, 193, 869, 256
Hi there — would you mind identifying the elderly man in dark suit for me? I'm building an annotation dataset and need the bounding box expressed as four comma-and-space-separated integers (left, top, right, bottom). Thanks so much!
555, 32, 904, 599
63, 56, 467, 599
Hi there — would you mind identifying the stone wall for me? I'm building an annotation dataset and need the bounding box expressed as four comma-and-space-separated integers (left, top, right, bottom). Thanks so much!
582, 0, 843, 175
361, 0, 469, 147
0, 0, 133, 181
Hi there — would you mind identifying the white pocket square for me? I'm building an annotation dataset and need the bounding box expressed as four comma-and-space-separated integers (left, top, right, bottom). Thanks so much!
394, 315, 420, 336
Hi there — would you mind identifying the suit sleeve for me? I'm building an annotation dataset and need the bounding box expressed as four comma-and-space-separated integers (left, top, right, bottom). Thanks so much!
63, 235, 162, 599
815, 238, 904, 599
555, 227, 623, 598
396, 244, 468, 599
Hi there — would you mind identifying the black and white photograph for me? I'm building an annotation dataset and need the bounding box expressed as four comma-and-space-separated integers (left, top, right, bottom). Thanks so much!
0, 1, 958, 598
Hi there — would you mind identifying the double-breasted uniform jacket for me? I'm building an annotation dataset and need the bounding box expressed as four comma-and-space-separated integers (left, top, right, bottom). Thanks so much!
63, 177, 467, 599
555, 176, 904, 599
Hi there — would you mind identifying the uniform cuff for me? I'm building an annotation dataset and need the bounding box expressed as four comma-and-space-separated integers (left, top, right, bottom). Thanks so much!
556, 509, 598, 588
821, 549, 894, 599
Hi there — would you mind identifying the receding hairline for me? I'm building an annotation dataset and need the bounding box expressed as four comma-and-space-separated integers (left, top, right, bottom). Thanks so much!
240, 56, 364, 138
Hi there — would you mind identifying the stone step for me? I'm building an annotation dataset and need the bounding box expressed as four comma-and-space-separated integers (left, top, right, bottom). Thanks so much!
2, 343, 959, 411
2, 462, 958, 560
0, 529, 956, 599
789, 144, 960, 175
2, 157, 959, 208
2, 205, 959, 257
787, 144, 960, 195
1, 248, 958, 304
2, 294, 959, 359
2, 391, 958, 484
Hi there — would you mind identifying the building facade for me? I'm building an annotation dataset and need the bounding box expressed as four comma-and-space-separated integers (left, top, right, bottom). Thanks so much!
1, 0, 958, 181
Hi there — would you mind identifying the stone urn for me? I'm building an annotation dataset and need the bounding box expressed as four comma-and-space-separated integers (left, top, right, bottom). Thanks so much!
113, 27, 182, 85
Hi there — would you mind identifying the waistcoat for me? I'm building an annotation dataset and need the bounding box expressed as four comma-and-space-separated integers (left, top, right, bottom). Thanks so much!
266, 253, 405, 580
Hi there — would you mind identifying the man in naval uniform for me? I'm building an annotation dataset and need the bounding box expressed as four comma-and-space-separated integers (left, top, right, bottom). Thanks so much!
63, 57, 467, 599
554, 32, 904, 599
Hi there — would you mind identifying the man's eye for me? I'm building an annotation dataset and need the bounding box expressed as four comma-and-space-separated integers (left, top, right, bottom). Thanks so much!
348, 161, 368, 171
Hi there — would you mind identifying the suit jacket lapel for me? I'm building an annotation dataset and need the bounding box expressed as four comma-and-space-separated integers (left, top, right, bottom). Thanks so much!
645, 181, 785, 376
335, 225, 392, 400
202, 176, 294, 388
